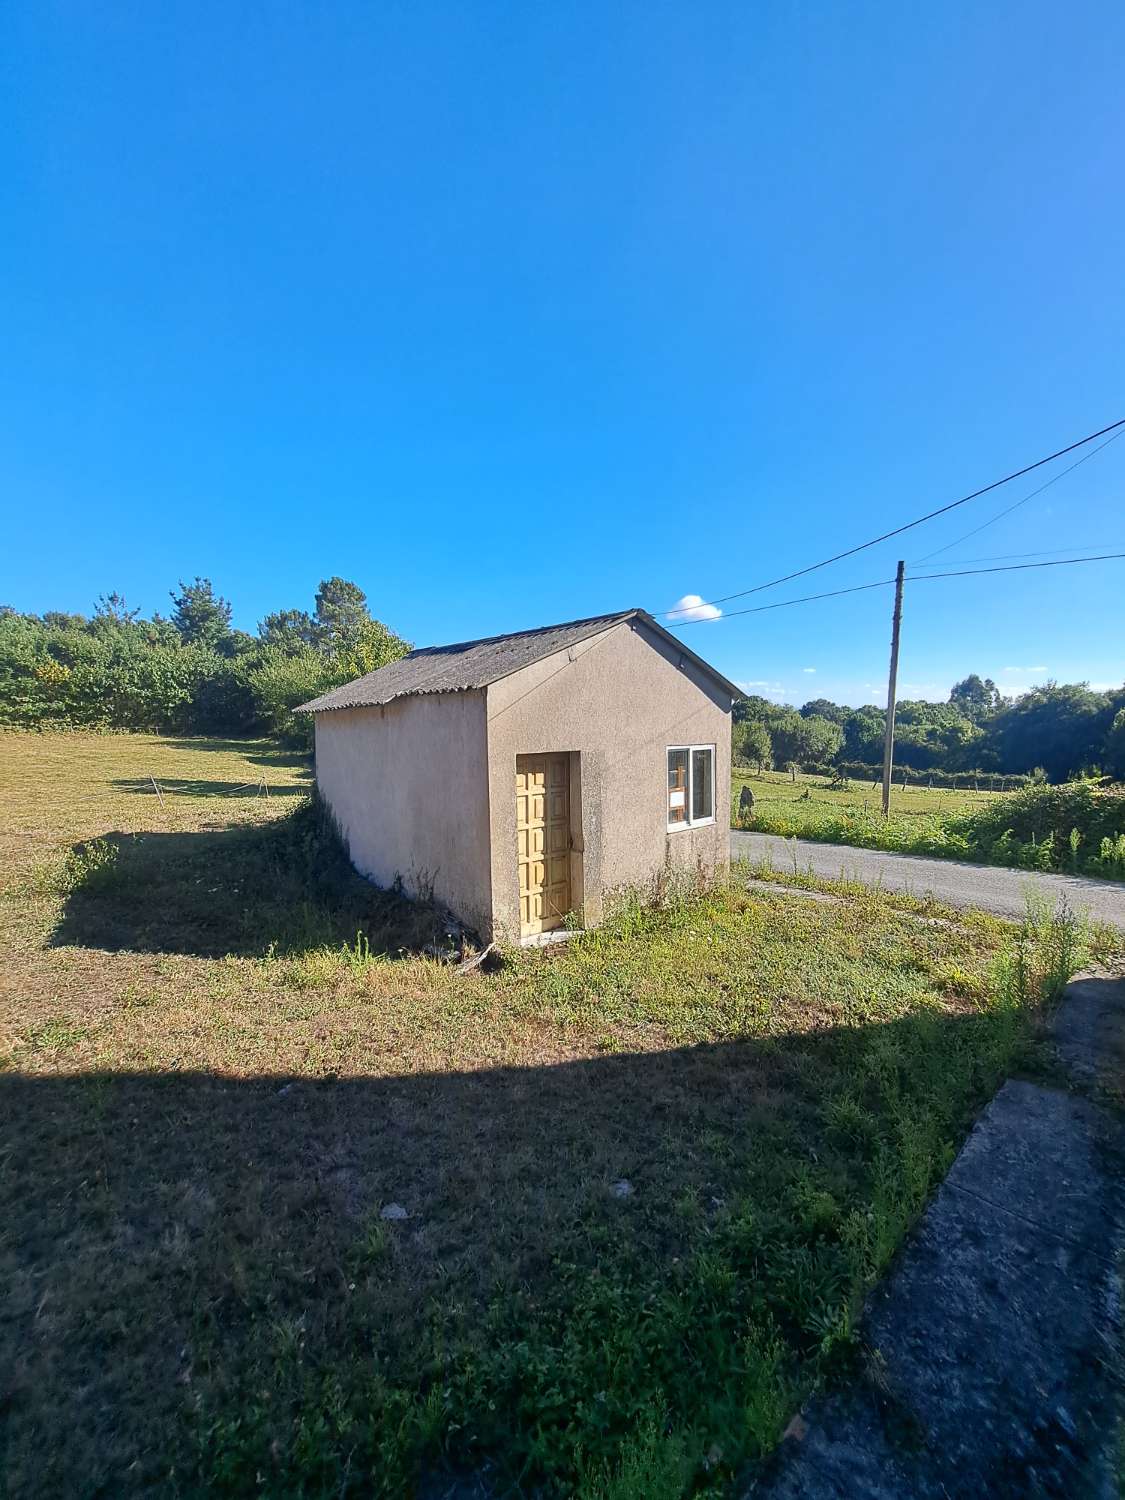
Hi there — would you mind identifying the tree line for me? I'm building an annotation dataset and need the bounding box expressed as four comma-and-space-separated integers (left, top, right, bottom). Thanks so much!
734, 673, 1125, 784
4, 589, 1122, 783
0, 577, 410, 748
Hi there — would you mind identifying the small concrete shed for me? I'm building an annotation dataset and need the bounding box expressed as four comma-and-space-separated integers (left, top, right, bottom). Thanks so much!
300, 609, 738, 943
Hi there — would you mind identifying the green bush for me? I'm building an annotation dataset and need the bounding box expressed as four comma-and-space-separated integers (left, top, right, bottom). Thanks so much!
0, 582, 411, 742
0, 614, 225, 732
951, 782, 1125, 870
247, 645, 333, 749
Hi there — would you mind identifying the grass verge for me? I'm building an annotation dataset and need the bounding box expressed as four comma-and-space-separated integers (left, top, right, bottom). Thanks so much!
736, 772, 1125, 881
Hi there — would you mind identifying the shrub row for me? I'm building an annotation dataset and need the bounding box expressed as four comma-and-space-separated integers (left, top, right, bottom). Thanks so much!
0, 609, 410, 748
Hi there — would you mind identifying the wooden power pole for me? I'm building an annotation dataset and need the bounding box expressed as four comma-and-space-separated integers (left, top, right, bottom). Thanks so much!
881, 561, 906, 817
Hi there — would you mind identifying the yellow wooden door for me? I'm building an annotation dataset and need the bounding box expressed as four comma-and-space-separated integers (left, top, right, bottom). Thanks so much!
515, 753, 571, 936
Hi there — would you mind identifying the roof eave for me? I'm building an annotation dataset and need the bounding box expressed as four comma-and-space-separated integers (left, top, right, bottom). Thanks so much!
297, 683, 478, 714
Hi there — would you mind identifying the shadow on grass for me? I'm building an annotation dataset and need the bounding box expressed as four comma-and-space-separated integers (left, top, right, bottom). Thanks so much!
162, 736, 314, 775
110, 777, 308, 799
50, 800, 453, 958
0, 989, 1057, 1500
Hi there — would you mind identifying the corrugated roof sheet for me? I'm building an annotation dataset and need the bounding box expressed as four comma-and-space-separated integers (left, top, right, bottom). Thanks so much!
299, 610, 640, 712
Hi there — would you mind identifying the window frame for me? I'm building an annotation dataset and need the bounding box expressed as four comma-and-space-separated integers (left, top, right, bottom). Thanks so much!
666, 743, 716, 832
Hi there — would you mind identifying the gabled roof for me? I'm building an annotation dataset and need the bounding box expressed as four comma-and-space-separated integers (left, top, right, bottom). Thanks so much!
298, 608, 740, 713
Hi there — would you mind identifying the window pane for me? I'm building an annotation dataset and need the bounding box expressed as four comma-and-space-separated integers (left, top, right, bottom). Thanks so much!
692, 748, 713, 820
667, 748, 688, 823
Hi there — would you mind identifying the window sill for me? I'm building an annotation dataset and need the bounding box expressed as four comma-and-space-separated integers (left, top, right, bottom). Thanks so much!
666, 816, 715, 834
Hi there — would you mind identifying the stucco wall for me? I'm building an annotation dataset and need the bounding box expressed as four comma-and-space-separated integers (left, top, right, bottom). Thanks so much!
312, 692, 493, 935
485, 618, 731, 940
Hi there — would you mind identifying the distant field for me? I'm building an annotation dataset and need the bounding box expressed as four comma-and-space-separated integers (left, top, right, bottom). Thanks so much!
732, 767, 1004, 821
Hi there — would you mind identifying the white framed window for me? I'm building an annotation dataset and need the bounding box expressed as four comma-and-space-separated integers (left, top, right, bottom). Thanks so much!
667, 744, 715, 830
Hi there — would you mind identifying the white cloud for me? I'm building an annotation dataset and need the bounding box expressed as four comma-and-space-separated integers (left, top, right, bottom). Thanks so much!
802, 666, 816, 674
1002, 665, 1047, 674
735, 679, 792, 701
666, 593, 721, 622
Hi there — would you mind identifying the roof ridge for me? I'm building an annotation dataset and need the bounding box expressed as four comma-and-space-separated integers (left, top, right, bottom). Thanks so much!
405, 608, 638, 659
298, 610, 642, 714
298, 607, 740, 714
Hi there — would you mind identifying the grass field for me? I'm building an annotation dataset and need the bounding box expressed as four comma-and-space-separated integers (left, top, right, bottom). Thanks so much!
734, 768, 1125, 878
733, 766, 1002, 822
731, 767, 1005, 861
2, 733, 1115, 1497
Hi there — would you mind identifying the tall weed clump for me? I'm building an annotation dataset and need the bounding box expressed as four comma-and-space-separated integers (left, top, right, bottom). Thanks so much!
992, 894, 1111, 1009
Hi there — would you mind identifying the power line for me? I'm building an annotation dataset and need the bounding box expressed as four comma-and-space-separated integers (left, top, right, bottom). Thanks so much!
907, 552, 1125, 584
667, 550, 1125, 626
663, 415, 1125, 618
671, 578, 899, 624
910, 427, 1125, 564
911, 542, 1124, 568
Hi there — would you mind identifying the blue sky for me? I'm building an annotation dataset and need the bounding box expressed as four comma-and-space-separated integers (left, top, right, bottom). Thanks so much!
2, 0, 1123, 707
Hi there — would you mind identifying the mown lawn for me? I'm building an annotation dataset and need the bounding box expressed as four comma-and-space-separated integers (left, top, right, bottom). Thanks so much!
1, 734, 1114, 1498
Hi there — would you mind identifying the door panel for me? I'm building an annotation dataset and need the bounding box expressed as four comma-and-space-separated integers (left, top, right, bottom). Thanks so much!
516, 753, 571, 935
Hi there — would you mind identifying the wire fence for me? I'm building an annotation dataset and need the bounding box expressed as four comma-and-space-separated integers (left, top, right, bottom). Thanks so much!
68, 776, 283, 805
735, 771, 1024, 795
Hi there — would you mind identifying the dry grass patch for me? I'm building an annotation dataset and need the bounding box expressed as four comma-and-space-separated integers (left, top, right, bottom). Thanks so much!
1, 732, 1116, 1498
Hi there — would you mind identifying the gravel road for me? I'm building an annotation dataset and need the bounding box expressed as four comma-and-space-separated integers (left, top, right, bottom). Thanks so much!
730, 830, 1125, 930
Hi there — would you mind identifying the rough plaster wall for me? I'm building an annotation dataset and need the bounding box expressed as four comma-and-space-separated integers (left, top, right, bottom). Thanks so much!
485, 618, 731, 939
312, 692, 493, 935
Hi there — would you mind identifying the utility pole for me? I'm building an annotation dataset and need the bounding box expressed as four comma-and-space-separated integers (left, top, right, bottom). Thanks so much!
881, 561, 905, 817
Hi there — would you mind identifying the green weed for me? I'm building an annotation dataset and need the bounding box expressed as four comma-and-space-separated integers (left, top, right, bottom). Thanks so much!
63, 836, 121, 892
578, 1407, 692, 1500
